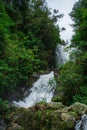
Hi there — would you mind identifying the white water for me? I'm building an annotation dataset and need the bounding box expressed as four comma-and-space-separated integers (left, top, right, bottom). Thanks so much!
75, 114, 87, 130
13, 45, 68, 108
13, 71, 56, 108
55, 44, 69, 65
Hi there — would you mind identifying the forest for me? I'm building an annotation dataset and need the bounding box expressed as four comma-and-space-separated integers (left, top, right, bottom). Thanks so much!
0, 0, 62, 101
58, 0, 87, 105
0, 0, 87, 113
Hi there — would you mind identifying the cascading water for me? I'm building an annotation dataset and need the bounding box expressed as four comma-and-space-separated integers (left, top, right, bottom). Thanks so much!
13, 45, 67, 108
13, 71, 56, 108
55, 44, 69, 65
75, 114, 87, 130
13, 44, 69, 108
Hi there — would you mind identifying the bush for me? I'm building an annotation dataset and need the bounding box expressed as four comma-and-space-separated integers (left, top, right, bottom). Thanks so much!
0, 98, 9, 114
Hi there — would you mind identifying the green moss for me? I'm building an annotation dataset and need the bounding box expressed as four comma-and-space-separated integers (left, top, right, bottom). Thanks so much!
6, 102, 87, 130
52, 95, 62, 102
69, 111, 78, 118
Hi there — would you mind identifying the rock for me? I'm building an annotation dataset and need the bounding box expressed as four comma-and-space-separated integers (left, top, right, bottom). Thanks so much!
0, 119, 7, 130
23, 89, 30, 97
3, 102, 87, 130
32, 73, 40, 78
7, 123, 24, 130
61, 113, 75, 123
68, 102, 87, 115
46, 102, 65, 109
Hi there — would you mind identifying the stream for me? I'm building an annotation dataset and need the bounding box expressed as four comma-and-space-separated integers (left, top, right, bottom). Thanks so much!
75, 114, 87, 130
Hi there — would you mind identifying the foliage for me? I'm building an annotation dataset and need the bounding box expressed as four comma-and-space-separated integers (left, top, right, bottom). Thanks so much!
0, 0, 61, 99
73, 85, 87, 104
57, 0, 87, 105
0, 98, 9, 113
58, 61, 83, 105
70, 0, 87, 51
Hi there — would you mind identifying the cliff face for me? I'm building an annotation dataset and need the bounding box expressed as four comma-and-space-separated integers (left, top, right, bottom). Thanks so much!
1, 102, 87, 130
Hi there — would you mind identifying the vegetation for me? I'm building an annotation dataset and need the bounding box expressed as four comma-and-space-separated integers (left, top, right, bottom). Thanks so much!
57, 0, 87, 105
0, 0, 87, 111
0, 0, 62, 100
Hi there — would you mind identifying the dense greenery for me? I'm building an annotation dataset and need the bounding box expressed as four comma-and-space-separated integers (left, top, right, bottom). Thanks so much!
58, 0, 87, 105
0, 0, 87, 108
0, 0, 62, 99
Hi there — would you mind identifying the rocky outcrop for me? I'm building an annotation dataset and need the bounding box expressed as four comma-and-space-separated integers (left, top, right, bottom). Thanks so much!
68, 102, 87, 115
2, 102, 87, 130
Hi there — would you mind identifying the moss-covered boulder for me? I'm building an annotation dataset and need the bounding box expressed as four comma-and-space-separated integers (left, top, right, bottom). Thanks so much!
5, 102, 87, 130
68, 102, 87, 115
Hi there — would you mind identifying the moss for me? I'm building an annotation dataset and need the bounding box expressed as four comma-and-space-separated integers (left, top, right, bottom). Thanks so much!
52, 95, 62, 102
4, 102, 87, 130
15, 105, 72, 130
7, 123, 24, 130
68, 111, 78, 118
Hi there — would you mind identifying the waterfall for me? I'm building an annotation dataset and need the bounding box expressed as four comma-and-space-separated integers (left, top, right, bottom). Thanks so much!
13, 44, 69, 108
75, 114, 87, 130
55, 44, 69, 65
13, 71, 56, 108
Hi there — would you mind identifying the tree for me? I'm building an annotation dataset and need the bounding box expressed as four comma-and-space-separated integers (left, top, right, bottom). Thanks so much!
56, 0, 87, 105
0, 0, 62, 99
70, 0, 87, 51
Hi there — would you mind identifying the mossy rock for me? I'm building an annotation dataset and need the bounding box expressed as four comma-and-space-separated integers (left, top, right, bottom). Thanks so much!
4, 102, 87, 130
7, 103, 74, 130
52, 95, 62, 102
7, 123, 24, 130
68, 102, 87, 115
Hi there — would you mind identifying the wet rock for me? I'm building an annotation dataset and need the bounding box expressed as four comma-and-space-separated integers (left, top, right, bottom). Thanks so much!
3, 102, 87, 130
7, 123, 24, 130
32, 73, 40, 78
0, 120, 7, 130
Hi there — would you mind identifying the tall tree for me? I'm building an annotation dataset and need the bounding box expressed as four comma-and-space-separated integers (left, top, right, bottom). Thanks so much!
56, 0, 87, 105
70, 0, 87, 51
0, 0, 62, 99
